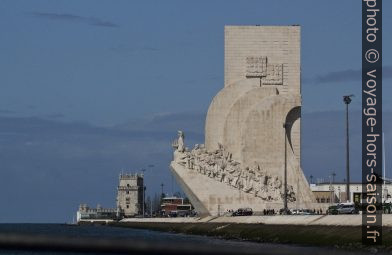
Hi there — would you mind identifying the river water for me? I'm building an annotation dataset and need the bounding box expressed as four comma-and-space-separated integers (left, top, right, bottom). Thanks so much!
0, 224, 380, 254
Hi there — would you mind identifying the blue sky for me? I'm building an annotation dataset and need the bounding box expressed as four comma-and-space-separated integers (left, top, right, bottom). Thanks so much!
1, 0, 391, 125
0, 0, 391, 222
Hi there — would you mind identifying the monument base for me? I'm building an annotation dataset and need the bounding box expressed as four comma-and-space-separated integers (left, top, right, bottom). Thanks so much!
171, 161, 319, 216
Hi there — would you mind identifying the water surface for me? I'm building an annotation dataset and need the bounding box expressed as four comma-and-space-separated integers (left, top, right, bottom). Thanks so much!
0, 224, 378, 255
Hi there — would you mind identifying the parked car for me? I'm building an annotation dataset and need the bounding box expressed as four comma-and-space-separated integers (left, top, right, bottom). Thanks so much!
232, 208, 253, 216
337, 203, 358, 214
168, 211, 178, 217
289, 209, 298, 215
327, 205, 339, 215
301, 209, 315, 215
279, 208, 292, 215
383, 203, 392, 214
293, 209, 314, 215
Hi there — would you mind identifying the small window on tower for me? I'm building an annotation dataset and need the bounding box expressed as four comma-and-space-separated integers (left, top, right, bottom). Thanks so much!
126, 205, 129, 209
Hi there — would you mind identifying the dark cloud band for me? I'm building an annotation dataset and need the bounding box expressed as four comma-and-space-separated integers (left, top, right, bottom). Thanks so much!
307, 66, 392, 84
30, 12, 119, 28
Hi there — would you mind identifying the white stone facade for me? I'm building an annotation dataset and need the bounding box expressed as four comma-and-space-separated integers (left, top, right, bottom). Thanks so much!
311, 183, 392, 204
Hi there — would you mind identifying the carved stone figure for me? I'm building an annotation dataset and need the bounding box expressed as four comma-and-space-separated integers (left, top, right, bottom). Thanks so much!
177, 131, 185, 152
172, 130, 187, 165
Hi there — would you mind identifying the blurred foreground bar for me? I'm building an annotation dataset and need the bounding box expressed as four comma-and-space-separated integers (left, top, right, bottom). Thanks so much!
0, 233, 262, 255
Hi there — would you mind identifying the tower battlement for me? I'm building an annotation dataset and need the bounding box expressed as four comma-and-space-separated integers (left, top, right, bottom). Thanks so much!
119, 173, 143, 180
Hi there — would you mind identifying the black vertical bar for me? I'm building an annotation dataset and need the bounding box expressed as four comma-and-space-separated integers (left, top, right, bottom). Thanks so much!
362, 0, 382, 245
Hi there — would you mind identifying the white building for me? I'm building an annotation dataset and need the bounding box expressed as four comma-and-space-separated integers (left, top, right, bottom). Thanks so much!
310, 182, 392, 204
76, 204, 117, 222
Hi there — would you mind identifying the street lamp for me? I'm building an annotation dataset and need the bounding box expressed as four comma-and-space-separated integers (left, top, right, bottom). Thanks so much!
141, 168, 146, 217
331, 171, 336, 203
329, 174, 332, 204
343, 95, 353, 202
140, 164, 155, 218
283, 122, 290, 214
160, 183, 165, 217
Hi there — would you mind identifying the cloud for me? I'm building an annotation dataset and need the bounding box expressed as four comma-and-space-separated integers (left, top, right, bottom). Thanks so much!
26, 105, 36, 109
116, 111, 205, 138
45, 113, 65, 119
109, 44, 161, 54
315, 69, 361, 83
307, 65, 392, 84
0, 109, 15, 114
142, 47, 160, 52
30, 12, 119, 28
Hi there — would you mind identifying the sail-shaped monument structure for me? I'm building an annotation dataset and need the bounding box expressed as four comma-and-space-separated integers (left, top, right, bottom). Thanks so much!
170, 26, 316, 216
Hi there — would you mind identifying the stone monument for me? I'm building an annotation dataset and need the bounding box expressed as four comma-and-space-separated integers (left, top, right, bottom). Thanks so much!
116, 173, 144, 217
170, 26, 316, 216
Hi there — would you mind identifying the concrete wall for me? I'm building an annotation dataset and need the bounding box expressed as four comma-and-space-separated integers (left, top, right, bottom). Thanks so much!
121, 215, 392, 227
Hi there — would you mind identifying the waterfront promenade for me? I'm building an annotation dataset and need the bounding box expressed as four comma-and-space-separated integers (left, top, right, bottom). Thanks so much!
80, 214, 392, 227
76, 215, 392, 250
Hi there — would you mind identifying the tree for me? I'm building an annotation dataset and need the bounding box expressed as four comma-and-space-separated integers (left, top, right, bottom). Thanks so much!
173, 191, 182, 198
153, 193, 161, 214
145, 195, 151, 216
